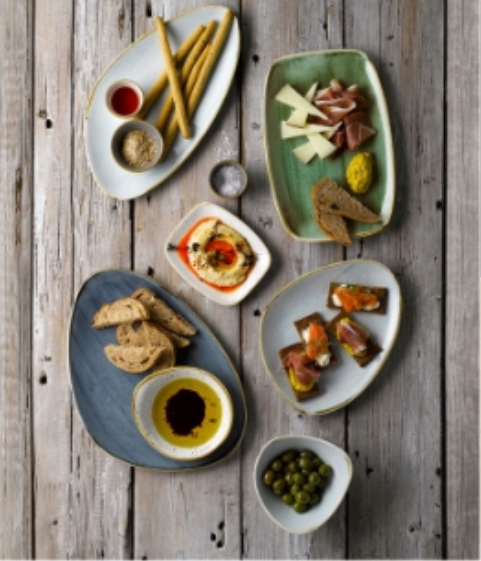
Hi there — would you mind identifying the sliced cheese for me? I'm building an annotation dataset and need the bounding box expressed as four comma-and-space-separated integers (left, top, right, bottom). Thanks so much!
309, 133, 338, 159
292, 140, 316, 164
286, 82, 318, 127
281, 121, 336, 139
275, 84, 326, 119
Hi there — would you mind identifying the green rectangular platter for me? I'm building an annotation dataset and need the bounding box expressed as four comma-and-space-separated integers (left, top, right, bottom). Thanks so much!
263, 49, 395, 242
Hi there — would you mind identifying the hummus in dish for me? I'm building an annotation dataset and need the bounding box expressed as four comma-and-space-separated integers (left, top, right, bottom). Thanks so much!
187, 218, 254, 287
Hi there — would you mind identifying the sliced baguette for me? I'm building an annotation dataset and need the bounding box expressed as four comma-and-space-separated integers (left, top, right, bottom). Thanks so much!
326, 311, 382, 367
92, 297, 150, 329
104, 344, 164, 373
131, 287, 197, 337
116, 321, 176, 356
327, 283, 387, 314
278, 343, 321, 402
311, 178, 380, 223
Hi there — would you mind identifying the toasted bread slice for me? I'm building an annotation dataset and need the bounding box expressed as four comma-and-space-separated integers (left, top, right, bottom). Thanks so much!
92, 297, 150, 329
293, 312, 336, 369
311, 178, 380, 223
278, 343, 321, 402
312, 204, 352, 246
104, 344, 164, 373
327, 283, 387, 314
131, 288, 196, 337
326, 311, 382, 367
116, 320, 176, 352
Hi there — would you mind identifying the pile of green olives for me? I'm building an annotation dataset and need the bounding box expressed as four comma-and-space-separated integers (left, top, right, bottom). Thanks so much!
262, 448, 332, 514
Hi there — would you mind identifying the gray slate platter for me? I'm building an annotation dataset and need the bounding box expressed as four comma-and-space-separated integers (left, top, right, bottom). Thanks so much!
68, 269, 247, 471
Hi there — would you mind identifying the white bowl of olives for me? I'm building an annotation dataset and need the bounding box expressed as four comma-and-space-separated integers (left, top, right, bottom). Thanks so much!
253, 435, 352, 534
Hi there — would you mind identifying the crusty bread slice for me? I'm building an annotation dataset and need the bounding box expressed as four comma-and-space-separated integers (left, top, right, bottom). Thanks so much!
311, 178, 380, 223
131, 288, 196, 337
116, 321, 177, 365
104, 344, 163, 373
312, 204, 352, 246
278, 343, 321, 402
92, 297, 150, 329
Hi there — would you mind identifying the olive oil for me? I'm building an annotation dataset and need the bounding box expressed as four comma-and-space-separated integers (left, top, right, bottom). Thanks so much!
152, 378, 223, 448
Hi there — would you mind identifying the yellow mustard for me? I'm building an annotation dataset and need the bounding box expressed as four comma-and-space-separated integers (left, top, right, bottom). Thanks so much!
345, 152, 374, 194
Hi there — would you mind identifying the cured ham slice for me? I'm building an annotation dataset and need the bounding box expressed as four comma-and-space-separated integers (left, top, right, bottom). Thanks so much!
331, 128, 346, 149
282, 351, 320, 385
315, 98, 357, 125
344, 111, 376, 150
336, 319, 368, 355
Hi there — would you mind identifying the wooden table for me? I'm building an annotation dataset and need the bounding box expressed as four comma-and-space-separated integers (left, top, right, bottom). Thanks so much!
1, 0, 478, 558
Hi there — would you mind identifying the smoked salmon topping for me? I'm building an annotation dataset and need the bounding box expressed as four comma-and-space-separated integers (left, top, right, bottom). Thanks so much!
305, 322, 329, 360
334, 285, 379, 312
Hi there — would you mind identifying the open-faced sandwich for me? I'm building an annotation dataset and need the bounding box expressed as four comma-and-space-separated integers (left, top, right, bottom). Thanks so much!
278, 343, 321, 402
326, 311, 382, 367
293, 312, 336, 370
327, 283, 387, 314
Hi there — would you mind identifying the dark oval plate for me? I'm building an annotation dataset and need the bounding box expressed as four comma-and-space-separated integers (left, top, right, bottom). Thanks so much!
68, 269, 247, 471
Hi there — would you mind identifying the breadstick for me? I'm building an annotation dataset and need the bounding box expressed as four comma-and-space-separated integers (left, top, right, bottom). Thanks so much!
155, 21, 216, 131
155, 16, 190, 138
161, 10, 234, 158
137, 24, 204, 120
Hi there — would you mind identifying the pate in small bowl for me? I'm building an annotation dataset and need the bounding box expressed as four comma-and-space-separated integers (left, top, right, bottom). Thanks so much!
132, 366, 234, 461
253, 435, 352, 534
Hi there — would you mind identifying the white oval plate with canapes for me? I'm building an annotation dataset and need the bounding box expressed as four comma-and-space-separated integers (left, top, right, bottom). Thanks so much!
260, 259, 402, 415
84, 5, 240, 200
165, 202, 272, 306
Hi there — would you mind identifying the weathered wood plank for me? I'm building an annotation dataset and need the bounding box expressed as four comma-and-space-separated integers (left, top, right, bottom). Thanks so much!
241, 2, 347, 558
344, 1, 444, 557
132, 1, 242, 558
69, 0, 134, 557
446, 1, 479, 558
0, 0, 33, 557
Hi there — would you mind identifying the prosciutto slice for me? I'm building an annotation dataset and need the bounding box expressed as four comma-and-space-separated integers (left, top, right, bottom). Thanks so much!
283, 351, 320, 385
344, 111, 376, 151
336, 319, 368, 355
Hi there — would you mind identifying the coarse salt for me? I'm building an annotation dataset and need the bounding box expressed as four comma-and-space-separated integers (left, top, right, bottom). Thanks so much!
211, 164, 245, 197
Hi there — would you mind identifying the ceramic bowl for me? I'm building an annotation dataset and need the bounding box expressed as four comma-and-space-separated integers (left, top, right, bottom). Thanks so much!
105, 79, 144, 118
111, 120, 163, 173
209, 160, 248, 199
253, 435, 352, 534
132, 366, 234, 461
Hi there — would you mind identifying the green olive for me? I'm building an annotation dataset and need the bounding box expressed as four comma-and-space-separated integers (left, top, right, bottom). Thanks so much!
282, 450, 297, 463
287, 461, 298, 473
282, 493, 295, 505
309, 472, 321, 486
293, 502, 308, 513
309, 492, 320, 506
319, 464, 332, 477
285, 472, 293, 485
312, 457, 322, 468
292, 472, 305, 486
299, 457, 313, 471
295, 490, 310, 504
300, 449, 314, 459
271, 459, 283, 472
273, 479, 287, 493
303, 483, 317, 493
290, 484, 301, 496
263, 470, 276, 486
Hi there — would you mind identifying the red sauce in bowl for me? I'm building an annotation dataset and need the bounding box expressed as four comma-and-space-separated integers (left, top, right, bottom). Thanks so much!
110, 85, 141, 116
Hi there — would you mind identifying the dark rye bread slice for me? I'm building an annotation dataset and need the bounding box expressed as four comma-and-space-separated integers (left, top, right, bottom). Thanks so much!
278, 343, 321, 402
326, 311, 382, 367
116, 321, 176, 368
293, 312, 336, 369
311, 178, 381, 223
326, 283, 387, 314
312, 205, 352, 246
92, 297, 150, 329
104, 344, 163, 373
132, 287, 196, 337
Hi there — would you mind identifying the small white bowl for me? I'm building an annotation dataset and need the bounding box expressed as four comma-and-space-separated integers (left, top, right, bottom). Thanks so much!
111, 120, 163, 173
209, 160, 248, 199
106, 79, 144, 118
253, 435, 352, 534
132, 367, 234, 461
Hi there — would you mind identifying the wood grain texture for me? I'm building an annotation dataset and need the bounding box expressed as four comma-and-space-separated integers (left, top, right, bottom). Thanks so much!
446, 1, 479, 558
241, 2, 347, 558
344, 1, 444, 557
69, 0, 133, 557
132, 1, 242, 559
0, 0, 33, 558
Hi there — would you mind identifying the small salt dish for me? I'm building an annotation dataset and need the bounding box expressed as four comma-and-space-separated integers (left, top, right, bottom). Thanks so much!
209, 160, 248, 199
111, 120, 163, 173
106, 79, 144, 119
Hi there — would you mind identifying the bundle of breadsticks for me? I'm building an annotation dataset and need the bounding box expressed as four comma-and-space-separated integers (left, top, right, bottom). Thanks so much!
137, 9, 234, 160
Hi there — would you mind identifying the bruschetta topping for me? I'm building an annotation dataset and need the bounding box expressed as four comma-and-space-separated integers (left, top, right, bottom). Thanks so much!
302, 322, 331, 367
336, 317, 368, 356
282, 350, 320, 386
333, 284, 380, 312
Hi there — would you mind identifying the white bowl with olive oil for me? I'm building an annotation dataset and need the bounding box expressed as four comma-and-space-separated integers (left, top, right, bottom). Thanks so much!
132, 367, 234, 461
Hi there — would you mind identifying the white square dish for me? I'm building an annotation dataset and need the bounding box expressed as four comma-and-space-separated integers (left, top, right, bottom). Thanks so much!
164, 202, 272, 306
